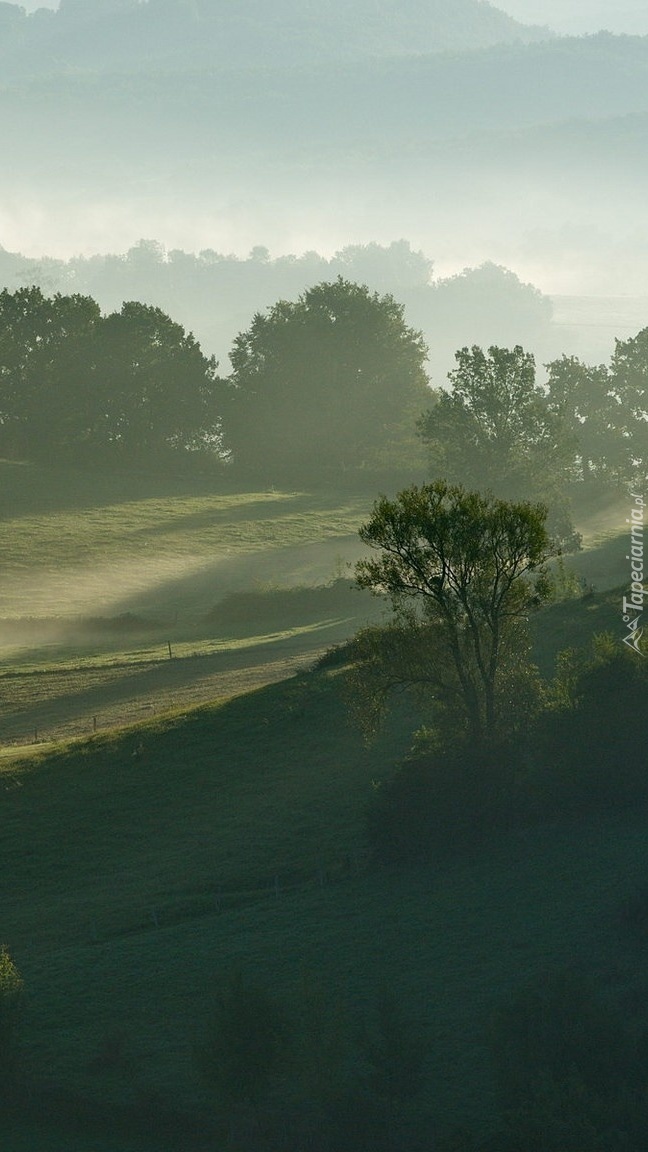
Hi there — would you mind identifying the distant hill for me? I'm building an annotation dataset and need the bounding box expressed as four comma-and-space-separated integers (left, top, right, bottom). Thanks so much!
0, 0, 552, 78
2, 9, 646, 295
3, 35, 646, 161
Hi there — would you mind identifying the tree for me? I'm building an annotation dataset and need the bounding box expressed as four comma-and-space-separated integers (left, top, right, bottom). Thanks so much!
418, 345, 577, 547
0, 288, 225, 464
366, 990, 427, 1113
223, 277, 430, 480
355, 481, 557, 745
0, 286, 100, 457
0, 945, 23, 1083
194, 969, 293, 1133
607, 327, 648, 479
90, 301, 224, 459
491, 969, 646, 1151
546, 355, 633, 488
547, 327, 648, 489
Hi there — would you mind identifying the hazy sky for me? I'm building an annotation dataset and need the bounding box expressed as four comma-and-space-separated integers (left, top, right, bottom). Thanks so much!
493, 1, 648, 35
16, 1, 648, 34
8, 0, 648, 297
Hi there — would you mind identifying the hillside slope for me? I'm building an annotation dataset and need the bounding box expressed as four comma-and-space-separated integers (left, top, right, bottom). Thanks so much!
0, 0, 551, 79
3, 651, 648, 1148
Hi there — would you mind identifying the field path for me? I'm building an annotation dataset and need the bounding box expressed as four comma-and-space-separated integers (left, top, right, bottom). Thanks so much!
0, 619, 353, 750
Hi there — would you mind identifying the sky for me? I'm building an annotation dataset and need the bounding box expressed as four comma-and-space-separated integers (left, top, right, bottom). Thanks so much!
8, 0, 648, 298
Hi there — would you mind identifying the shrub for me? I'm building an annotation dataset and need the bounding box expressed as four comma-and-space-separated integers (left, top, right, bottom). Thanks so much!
194, 969, 294, 1121
537, 636, 648, 815
490, 969, 648, 1150
368, 739, 531, 864
0, 946, 24, 1084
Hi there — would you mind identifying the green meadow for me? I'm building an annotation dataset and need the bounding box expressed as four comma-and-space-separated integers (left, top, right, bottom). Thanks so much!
0, 459, 641, 1149
0, 459, 386, 748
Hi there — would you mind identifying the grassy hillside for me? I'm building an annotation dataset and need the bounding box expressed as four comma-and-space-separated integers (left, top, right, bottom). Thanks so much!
3, 651, 648, 1149
0, 459, 386, 746
0, 459, 630, 748
0, 462, 641, 1147
0, 460, 370, 622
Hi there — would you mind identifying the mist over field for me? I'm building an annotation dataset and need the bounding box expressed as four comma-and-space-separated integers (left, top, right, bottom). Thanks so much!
0, 0, 646, 308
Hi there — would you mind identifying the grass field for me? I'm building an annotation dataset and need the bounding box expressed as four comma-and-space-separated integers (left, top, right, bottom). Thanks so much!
0, 460, 372, 621
0, 458, 631, 748
0, 459, 388, 747
0, 460, 641, 1148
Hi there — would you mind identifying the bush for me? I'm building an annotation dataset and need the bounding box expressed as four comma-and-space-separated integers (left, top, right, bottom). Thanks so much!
0, 946, 24, 1084
194, 971, 430, 1150
194, 969, 294, 1120
490, 969, 648, 1151
367, 739, 533, 864
536, 636, 648, 816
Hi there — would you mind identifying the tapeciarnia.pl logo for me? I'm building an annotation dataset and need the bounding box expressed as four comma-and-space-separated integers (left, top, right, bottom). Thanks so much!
622, 493, 645, 656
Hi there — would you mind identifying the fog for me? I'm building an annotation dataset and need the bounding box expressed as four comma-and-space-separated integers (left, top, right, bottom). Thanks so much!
1, 0, 646, 365
497, 0, 648, 35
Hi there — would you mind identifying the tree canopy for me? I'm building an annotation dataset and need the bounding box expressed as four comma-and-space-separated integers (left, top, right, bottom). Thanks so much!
547, 327, 648, 488
223, 277, 431, 481
0, 287, 224, 465
355, 481, 556, 744
418, 344, 578, 547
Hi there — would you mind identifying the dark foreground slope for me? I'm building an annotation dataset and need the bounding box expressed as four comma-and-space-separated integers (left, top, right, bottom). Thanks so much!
2, 585, 648, 1148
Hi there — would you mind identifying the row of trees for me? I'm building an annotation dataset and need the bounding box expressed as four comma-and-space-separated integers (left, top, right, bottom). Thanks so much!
0, 288, 223, 462
0, 240, 556, 381
420, 339, 647, 530
1, 280, 645, 498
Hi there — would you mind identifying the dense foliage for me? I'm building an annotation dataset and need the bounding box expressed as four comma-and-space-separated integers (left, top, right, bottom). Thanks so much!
419, 344, 578, 545
223, 278, 430, 481
0, 243, 555, 386
0, 287, 224, 464
548, 329, 648, 488
355, 482, 555, 744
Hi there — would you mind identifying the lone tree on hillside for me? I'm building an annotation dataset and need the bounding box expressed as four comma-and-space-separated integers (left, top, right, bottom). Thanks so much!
223, 277, 430, 480
354, 481, 558, 745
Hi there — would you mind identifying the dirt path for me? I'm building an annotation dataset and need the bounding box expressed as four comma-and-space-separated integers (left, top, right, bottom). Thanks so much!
0, 625, 348, 750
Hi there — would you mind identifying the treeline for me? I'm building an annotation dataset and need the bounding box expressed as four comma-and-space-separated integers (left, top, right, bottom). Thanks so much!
1, 278, 645, 504
3, 34, 647, 142
0, 289, 223, 464
0, 241, 555, 382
